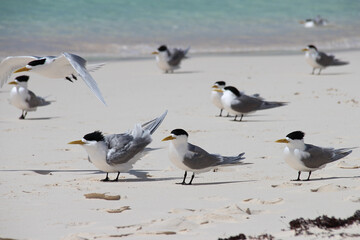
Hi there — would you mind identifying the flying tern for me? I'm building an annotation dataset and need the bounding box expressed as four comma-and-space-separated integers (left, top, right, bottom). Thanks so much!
302, 45, 349, 75
152, 45, 190, 73
68, 111, 167, 181
162, 129, 245, 185
276, 131, 354, 181
0, 52, 106, 105
216, 86, 287, 121
300, 16, 328, 28
8, 75, 52, 119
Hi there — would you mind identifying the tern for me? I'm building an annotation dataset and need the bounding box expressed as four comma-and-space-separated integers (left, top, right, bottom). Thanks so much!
68, 111, 167, 182
8, 75, 52, 119
0, 52, 106, 105
152, 45, 190, 73
216, 86, 287, 121
300, 16, 328, 28
276, 131, 354, 181
162, 129, 245, 185
302, 45, 349, 75
211, 81, 227, 117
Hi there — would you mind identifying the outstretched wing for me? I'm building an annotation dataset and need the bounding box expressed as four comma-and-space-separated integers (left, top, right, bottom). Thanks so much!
183, 143, 222, 170
62, 52, 106, 105
0, 56, 39, 87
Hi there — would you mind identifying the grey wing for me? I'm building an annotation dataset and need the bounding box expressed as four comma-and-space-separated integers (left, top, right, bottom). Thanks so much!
231, 95, 263, 113
26, 90, 51, 108
302, 144, 351, 168
0, 56, 40, 87
316, 52, 335, 67
183, 143, 222, 170
167, 47, 189, 66
105, 133, 150, 165
62, 52, 106, 105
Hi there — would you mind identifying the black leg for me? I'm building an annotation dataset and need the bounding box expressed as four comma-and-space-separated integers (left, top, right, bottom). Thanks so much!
111, 172, 120, 182
101, 173, 110, 182
239, 114, 244, 121
306, 171, 312, 181
72, 74, 77, 80
233, 115, 237, 121
318, 69, 322, 75
217, 109, 223, 117
292, 171, 301, 181
65, 76, 73, 82
226, 113, 230, 117
19, 110, 25, 119
177, 171, 187, 185
188, 173, 195, 185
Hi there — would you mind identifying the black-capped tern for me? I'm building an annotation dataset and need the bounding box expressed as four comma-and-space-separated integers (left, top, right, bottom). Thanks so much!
152, 45, 190, 73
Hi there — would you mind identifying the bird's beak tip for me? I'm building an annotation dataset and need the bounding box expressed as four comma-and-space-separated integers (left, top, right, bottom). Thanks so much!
14, 67, 30, 73
152, 51, 159, 55
302, 48, 308, 52
8, 81, 17, 85
276, 139, 289, 143
213, 89, 223, 92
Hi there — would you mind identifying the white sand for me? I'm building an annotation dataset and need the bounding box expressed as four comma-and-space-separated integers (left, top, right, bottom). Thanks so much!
0, 51, 359, 239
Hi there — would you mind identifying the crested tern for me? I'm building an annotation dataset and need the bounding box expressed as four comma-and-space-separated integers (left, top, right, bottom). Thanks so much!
152, 45, 190, 73
0, 52, 106, 105
162, 129, 245, 185
8, 75, 52, 119
68, 111, 167, 181
300, 16, 328, 28
211, 81, 227, 117
276, 131, 354, 181
302, 45, 349, 75
216, 86, 287, 121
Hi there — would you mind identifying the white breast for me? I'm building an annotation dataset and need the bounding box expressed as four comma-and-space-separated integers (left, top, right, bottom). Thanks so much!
283, 147, 314, 172
211, 90, 223, 109
9, 87, 33, 111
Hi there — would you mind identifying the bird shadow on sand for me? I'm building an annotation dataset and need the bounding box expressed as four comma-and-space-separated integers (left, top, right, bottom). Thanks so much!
0, 169, 98, 175
189, 179, 257, 186
171, 70, 202, 74
304, 175, 360, 182
312, 72, 351, 76
23, 116, 61, 120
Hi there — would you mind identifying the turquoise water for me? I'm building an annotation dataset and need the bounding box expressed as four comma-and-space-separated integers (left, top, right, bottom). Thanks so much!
1, 0, 360, 57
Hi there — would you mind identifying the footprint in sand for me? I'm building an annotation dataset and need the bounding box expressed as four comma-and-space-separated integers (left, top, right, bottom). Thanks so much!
310, 184, 348, 192
243, 197, 283, 205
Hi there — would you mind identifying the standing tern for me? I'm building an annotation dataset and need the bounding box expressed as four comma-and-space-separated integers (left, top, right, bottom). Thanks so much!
68, 111, 167, 182
152, 45, 190, 73
276, 131, 354, 181
302, 45, 349, 75
216, 86, 287, 121
211, 81, 227, 117
8, 75, 52, 119
162, 129, 245, 185
0, 52, 106, 105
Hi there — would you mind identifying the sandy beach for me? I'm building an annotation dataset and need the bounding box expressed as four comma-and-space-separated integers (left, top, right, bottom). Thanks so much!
0, 51, 359, 239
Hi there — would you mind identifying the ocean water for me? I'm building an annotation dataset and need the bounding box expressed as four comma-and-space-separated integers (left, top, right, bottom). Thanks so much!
0, 0, 360, 58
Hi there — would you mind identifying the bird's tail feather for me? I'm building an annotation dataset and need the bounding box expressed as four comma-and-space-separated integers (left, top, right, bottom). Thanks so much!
221, 152, 246, 165
36, 96, 53, 107
330, 59, 349, 66
331, 147, 356, 161
142, 110, 168, 135
260, 101, 288, 110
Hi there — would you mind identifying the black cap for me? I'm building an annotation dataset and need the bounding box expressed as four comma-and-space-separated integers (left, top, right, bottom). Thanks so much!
171, 129, 189, 137
286, 131, 305, 140
83, 131, 105, 142
15, 75, 29, 82
224, 86, 241, 97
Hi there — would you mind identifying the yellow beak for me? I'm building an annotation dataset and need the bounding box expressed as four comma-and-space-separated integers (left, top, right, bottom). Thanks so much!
212, 85, 219, 89
213, 89, 223, 93
162, 135, 175, 141
302, 48, 309, 52
14, 67, 30, 73
8, 81, 17, 85
68, 140, 85, 145
276, 139, 289, 143
152, 51, 159, 55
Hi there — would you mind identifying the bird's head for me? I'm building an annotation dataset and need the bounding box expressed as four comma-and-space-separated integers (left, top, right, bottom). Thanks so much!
9, 75, 29, 87
68, 131, 105, 146
14, 58, 47, 73
276, 131, 305, 148
212, 81, 226, 89
223, 86, 241, 97
162, 129, 189, 144
302, 45, 318, 53
152, 45, 168, 55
